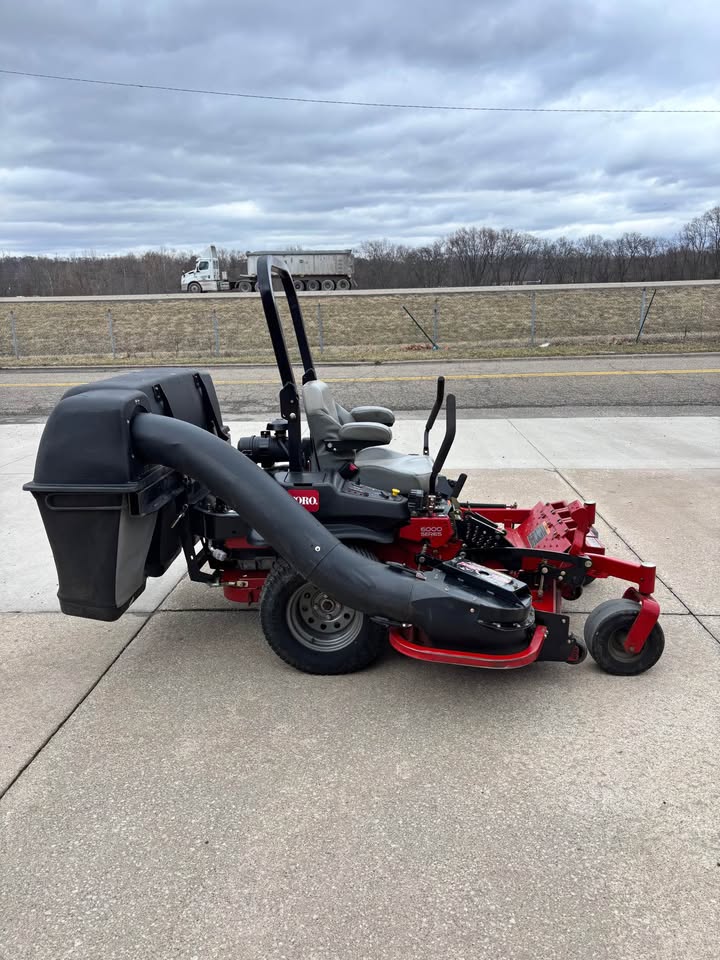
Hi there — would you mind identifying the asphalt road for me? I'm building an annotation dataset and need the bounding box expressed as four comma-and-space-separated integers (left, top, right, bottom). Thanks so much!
1, 353, 719, 421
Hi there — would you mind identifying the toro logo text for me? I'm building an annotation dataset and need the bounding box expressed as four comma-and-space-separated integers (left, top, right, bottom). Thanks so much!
288, 489, 320, 512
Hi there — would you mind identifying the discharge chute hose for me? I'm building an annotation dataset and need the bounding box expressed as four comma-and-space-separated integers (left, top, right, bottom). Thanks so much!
131, 413, 436, 624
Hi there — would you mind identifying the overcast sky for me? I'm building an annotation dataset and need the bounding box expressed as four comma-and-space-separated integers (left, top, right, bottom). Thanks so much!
1, 0, 719, 256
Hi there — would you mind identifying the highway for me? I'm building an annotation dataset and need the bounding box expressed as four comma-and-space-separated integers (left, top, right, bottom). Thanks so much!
1, 353, 719, 421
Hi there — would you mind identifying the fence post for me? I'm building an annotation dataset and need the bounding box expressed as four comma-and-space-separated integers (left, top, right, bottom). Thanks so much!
212, 307, 220, 356
638, 287, 646, 338
317, 303, 324, 353
433, 299, 439, 344
530, 292, 537, 345
10, 310, 19, 358
106, 308, 116, 360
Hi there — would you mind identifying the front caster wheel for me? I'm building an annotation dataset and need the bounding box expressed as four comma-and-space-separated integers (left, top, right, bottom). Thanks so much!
584, 599, 664, 675
260, 554, 385, 675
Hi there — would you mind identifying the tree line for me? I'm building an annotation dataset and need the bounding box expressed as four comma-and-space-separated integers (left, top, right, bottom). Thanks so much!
1, 205, 719, 297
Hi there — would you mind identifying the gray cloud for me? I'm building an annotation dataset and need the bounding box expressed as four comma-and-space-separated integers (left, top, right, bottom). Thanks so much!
1, 0, 719, 255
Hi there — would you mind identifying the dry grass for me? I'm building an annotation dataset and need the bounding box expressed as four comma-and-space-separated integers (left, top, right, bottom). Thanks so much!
2, 284, 719, 366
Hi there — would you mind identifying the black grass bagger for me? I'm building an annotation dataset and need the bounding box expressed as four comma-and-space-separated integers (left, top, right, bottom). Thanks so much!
25, 257, 664, 679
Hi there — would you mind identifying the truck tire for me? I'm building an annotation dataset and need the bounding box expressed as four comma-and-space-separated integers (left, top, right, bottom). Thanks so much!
306, 279, 320, 291
294, 279, 305, 291
187, 282, 202, 293
336, 278, 351, 290
321, 279, 336, 291
238, 280, 253, 292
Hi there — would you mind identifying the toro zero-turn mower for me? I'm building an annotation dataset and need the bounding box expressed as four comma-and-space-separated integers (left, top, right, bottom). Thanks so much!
25, 257, 664, 678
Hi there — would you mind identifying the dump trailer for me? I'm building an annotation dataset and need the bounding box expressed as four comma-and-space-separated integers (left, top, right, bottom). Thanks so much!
181, 246, 354, 293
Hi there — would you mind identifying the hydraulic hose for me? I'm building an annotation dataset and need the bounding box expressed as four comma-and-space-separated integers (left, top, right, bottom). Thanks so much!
131, 413, 531, 644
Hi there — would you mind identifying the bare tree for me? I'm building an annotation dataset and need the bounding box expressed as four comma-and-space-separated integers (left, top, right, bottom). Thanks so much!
446, 227, 498, 285
703, 206, 720, 278
3, 204, 720, 295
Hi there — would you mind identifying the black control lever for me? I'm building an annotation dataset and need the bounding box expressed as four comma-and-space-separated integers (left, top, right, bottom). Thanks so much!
423, 376, 445, 456
452, 472, 468, 499
429, 393, 456, 495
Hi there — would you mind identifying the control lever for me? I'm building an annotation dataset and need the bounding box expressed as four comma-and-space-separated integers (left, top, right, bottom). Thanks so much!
429, 393, 457, 495
423, 376, 445, 456
452, 473, 468, 499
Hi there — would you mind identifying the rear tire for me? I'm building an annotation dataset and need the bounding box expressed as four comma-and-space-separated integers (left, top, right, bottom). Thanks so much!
294, 279, 305, 291
321, 278, 336, 291
584, 599, 664, 675
260, 552, 386, 675
187, 282, 202, 293
306, 278, 320, 291
238, 280, 253, 292
336, 278, 351, 290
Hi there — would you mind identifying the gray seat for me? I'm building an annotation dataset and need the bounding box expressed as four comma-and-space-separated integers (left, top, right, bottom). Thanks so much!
303, 380, 434, 493
353, 447, 433, 493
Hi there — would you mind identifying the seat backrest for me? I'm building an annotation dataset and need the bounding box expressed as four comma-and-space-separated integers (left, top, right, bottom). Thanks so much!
303, 380, 347, 445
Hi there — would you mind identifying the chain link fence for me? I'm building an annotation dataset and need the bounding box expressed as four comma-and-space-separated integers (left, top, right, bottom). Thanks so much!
2, 282, 719, 364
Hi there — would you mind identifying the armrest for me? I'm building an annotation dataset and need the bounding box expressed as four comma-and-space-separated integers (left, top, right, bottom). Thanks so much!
337, 421, 392, 447
350, 405, 395, 427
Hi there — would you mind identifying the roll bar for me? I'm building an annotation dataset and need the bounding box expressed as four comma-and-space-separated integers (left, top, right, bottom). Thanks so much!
254, 255, 317, 471
255, 255, 317, 383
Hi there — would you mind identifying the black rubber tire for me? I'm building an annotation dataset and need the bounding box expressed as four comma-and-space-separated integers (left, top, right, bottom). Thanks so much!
306, 279, 320, 291
584, 599, 664, 675
293, 279, 305, 291
238, 280, 253, 292
260, 552, 386, 675
187, 282, 202, 293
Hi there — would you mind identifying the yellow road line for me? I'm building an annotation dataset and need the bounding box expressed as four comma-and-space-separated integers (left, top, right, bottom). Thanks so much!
1, 368, 719, 388
219, 367, 719, 386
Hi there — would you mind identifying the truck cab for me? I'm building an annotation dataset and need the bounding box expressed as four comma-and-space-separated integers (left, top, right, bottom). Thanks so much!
181, 247, 228, 293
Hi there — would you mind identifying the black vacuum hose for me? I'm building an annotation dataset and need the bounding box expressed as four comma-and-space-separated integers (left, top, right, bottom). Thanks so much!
131, 414, 531, 644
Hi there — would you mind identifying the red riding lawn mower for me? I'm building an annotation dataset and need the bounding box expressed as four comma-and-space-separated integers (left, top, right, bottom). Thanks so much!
26, 257, 664, 678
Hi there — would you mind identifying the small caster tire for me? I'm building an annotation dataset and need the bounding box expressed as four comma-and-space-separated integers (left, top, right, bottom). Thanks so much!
584, 599, 664, 676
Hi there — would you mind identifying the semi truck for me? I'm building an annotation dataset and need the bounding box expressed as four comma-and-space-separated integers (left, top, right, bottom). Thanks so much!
181, 246, 354, 293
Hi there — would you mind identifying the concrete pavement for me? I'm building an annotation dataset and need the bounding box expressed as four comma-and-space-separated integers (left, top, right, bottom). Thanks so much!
1, 414, 719, 959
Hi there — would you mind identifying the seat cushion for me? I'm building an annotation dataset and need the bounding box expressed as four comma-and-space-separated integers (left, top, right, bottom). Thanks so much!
304, 380, 392, 447
338, 421, 393, 445
303, 380, 344, 443
354, 447, 434, 493
350, 405, 395, 427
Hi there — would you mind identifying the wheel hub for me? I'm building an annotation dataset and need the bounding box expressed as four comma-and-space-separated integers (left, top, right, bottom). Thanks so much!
608, 629, 639, 662
287, 585, 363, 652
